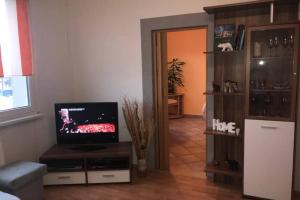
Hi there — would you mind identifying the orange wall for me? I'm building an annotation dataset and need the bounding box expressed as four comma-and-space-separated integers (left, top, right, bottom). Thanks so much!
167, 29, 207, 116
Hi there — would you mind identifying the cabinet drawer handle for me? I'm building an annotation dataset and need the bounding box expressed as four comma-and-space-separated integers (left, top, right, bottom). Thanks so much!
102, 174, 115, 178
261, 125, 278, 129
58, 176, 71, 179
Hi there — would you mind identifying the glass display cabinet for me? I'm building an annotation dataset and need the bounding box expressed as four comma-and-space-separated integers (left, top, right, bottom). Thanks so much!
244, 24, 299, 200
245, 24, 299, 121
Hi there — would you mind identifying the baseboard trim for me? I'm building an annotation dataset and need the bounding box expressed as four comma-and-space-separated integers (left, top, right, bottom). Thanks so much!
243, 191, 300, 199
242, 194, 268, 200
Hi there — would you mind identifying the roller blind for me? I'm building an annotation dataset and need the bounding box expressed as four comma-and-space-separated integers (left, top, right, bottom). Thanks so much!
0, 0, 32, 77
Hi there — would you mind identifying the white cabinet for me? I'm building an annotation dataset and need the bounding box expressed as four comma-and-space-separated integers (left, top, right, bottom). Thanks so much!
44, 170, 130, 185
244, 119, 294, 200
87, 170, 130, 184
44, 172, 86, 185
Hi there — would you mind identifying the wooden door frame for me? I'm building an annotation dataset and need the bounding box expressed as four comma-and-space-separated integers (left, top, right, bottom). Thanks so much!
152, 31, 169, 169
153, 27, 209, 170
141, 13, 215, 169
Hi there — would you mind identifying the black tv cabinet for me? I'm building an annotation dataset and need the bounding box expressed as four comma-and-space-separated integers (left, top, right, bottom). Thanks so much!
39, 142, 132, 185
70, 144, 108, 151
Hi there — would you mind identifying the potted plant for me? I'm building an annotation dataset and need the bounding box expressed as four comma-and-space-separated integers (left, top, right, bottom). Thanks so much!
168, 58, 185, 94
122, 98, 154, 177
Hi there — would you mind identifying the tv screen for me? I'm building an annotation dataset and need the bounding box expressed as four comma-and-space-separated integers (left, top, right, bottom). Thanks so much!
55, 102, 118, 145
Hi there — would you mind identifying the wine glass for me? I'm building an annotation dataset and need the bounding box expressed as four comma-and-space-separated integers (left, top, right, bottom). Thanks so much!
273, 36, 279, 56
266, 38, 274, 57
282, 97, 288, 104
250, 80, 255, 89
259, 80, 265, 89
282, 36, 289, 56
282, 36, 289, 48
264, 96, 272, 116
264, 96, 272, 105
250, 96, 257, 115
289, 34, 294, 48
281, 96, 289, 117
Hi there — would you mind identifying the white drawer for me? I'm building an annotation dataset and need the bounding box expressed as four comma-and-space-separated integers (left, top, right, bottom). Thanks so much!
244, 119, 294, 200
44, 172, 86, 185
87, 170, 130, 183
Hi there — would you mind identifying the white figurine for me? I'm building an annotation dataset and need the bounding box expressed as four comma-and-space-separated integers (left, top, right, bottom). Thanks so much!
217, 42, 233, 52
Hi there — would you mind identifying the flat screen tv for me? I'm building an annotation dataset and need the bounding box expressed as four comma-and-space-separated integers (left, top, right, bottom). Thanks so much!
55, 102, 118, 146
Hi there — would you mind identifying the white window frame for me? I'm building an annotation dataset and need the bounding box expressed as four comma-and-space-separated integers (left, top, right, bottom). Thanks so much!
0, 76, 30, 111
0, 76, 40, 126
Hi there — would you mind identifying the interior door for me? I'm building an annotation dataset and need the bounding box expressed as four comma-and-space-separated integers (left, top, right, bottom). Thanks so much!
152, 31, 169, 170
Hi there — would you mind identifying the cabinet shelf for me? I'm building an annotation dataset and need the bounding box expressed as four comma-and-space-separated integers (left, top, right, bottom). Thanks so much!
250, 55, 293, 61
250, 89, 291, 93
203, 50, 244, 55
204, 128, 242, 137
205, 163, 242, 177
203, 91, 245, 96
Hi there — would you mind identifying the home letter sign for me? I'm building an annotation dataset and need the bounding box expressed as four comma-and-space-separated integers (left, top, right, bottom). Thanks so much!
212, 119, 236, 134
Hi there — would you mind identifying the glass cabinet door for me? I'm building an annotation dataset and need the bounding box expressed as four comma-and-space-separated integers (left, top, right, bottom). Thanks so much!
246, 24, 299, 121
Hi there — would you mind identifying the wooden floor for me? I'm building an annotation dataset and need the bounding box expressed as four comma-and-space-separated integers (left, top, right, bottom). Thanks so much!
44, 117, 243, 200
43, 169, 300, 200
44, 169, 242, 200
45, 117, 300, 199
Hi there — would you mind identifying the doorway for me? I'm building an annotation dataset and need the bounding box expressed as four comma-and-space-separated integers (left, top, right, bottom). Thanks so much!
152, 27, 207, 175
166, 28, 207, 177
140, 13, 214, 170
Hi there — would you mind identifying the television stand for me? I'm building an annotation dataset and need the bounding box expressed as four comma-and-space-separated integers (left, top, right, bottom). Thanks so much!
70, 145, 107, 151
40, 142, 132, 185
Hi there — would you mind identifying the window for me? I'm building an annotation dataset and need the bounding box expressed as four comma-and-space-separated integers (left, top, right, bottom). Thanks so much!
0, 76, 30, 112
0, 0, 33, 114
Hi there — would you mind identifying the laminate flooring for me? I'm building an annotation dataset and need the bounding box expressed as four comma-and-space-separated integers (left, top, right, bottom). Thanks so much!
43, 118, 247, 200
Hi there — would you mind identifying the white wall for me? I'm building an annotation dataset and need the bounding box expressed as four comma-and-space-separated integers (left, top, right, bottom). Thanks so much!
66, 0, 251, 141
66, 0, 300, 191
0, 0, 73, 163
